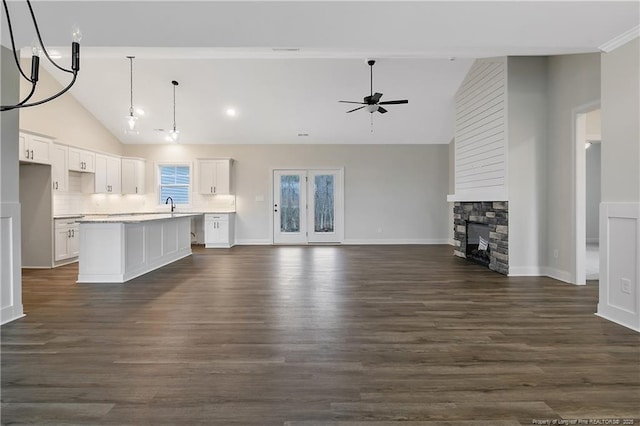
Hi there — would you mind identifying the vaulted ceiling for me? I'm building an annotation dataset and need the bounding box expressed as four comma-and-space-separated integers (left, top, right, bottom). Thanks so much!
3, 1, 638, 144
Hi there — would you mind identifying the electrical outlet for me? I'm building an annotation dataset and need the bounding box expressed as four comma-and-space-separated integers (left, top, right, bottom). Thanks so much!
621, 278, 631, 294
553, 249, 559, 259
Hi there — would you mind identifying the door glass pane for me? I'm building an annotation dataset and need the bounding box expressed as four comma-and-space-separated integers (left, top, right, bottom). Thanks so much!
280, 175, 300, 233
314, 175, 334, 233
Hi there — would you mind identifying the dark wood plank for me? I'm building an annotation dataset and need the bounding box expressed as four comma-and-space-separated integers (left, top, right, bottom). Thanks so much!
2, 245, 639, 425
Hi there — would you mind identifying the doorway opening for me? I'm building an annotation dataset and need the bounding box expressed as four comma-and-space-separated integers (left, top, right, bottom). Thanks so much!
574, 104, 601, 285
272, 169, 344, 244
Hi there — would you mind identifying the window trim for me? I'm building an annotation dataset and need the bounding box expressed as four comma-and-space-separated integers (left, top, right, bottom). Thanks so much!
156, 161, 193, 208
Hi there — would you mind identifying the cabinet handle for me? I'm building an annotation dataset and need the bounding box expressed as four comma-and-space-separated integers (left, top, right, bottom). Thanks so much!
210, 186, 213, 193
214, 186, 216, 193
71, 229, 75, 238
31, 149, 34, 159
135, 186, 138, 194
68, 229, 71, 238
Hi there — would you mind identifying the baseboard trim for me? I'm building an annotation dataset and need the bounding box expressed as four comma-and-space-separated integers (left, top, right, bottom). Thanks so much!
542, 267, 574, 284
343, 239, 450, 245
234, 239, 272, 245
595, 312, 640, 333
508, 266, 543, 277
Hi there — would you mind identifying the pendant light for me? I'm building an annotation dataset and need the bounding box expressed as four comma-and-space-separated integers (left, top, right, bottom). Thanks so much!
169, 80, 180, 142
0, 0, 81, 111
125, 56, 138, 134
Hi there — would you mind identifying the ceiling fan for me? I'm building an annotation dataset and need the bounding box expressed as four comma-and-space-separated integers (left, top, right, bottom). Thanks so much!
340, 60, 408, 114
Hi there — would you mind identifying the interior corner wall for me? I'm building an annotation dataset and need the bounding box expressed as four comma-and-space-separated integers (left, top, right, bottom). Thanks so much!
598, 37, 640, 332
123, 143, 451, 244
585, 143, 601, 243
545, 53, 601, 281
1, 45, 24, 324
18, 61, 124, 156
506, 56, 548, 276
448, 139, 454, 244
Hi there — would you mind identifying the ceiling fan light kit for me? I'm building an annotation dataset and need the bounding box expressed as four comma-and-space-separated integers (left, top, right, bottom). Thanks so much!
339, 59, 408, 116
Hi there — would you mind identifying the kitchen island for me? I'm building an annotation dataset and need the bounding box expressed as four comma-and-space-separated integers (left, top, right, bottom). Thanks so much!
77, 213, 201, 283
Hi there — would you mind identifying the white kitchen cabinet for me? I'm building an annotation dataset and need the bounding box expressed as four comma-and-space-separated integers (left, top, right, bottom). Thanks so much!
50, 144, 68, 192
121, 158, 146, 194
68, 147, 95, 173
198, 159, 232, 195
19, 132, 52, 164
54, 219, 80, 262
91, 154, 121, 194
204, 213, 235, 248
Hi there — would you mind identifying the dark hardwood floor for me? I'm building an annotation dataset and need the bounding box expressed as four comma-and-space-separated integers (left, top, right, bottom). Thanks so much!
2, 245, 639, 425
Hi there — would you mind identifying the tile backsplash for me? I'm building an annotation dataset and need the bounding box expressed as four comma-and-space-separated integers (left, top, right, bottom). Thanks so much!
53, 172, 236, 216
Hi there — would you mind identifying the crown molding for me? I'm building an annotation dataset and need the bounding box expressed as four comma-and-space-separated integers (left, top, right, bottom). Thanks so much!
599, 26, 639, 53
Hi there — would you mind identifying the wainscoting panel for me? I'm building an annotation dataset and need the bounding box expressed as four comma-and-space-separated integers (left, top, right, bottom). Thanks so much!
597, 202, 640, 332
1, 202, 24, 325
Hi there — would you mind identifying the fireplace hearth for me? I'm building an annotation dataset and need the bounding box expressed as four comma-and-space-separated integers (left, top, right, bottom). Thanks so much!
453, 201, 509, 275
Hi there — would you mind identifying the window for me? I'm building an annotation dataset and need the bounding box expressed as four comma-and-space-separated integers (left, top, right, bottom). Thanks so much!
158, 164, 190, 205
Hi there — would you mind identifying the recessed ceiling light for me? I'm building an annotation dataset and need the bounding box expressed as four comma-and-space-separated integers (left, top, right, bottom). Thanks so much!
225, 108, 237, 117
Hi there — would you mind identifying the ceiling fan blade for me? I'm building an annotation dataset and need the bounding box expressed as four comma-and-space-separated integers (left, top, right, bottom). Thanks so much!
371, 92, 383, 103
346, 106, 366, 113
339, 101, 366, 104
377, 107, 388, 114
378, 100, 408, 105
363, 95, 372, 104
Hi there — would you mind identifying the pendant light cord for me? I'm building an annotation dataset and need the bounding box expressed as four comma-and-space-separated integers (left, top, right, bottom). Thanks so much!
172, 80, 178, 131
127, 56, 134, 115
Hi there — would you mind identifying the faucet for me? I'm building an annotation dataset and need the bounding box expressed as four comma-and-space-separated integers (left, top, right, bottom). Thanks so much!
165, 197, 175, 212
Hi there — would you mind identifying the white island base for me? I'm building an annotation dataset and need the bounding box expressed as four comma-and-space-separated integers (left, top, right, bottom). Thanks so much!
77, 214, 194, 283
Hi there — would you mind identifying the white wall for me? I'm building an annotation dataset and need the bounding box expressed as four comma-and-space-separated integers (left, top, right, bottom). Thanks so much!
507, 56, 548, 276
545, 53, 601, 281
19, 62, 124, 156
585, 143, 601, 243
124, 144, 451, 244
1, 46, 24, 324
598, 38, 640, 332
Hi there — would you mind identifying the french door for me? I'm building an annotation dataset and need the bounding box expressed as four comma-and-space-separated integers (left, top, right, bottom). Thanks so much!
273, 169, 343, 244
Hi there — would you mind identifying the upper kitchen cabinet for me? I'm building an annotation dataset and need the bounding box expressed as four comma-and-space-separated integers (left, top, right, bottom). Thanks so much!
83, 154, 121, 194
19, 132, 52, 164
121, 158, 146, 195
68, 147, 95, 173
198, 159, 233, 195
50, 144, 68, 192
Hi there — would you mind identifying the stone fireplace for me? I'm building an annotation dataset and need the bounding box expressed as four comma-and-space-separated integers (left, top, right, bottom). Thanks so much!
453, 202, 509, 275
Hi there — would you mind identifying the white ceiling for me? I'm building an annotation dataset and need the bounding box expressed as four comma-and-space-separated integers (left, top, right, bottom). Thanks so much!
3, 1, 638, 145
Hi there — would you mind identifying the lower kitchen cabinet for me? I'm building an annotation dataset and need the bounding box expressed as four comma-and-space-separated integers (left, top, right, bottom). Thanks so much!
54, 219, 80, 262
204, 213, 235, 248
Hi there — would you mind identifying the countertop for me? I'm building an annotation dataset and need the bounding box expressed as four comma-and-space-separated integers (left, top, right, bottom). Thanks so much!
55, 211, 235, 221
77, 213, 204, 224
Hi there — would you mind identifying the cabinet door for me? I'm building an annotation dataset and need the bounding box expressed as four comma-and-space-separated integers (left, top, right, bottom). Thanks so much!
214, 160, 231, 194
121, 159, 145, 194
107, 157, 121, 193
69, 147, 95, 172
94, 155, 108, 193
198, 161, 216, 194
69, 225, 79, 257
29, 135, 52, 164
68, 147, 83, 171
54, 227, 71, 261
204, 218, 216, 245
216, 220, 229, 244
19, 133, 29, 161
81, 151, 95, 173
50, 144, 68, 192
